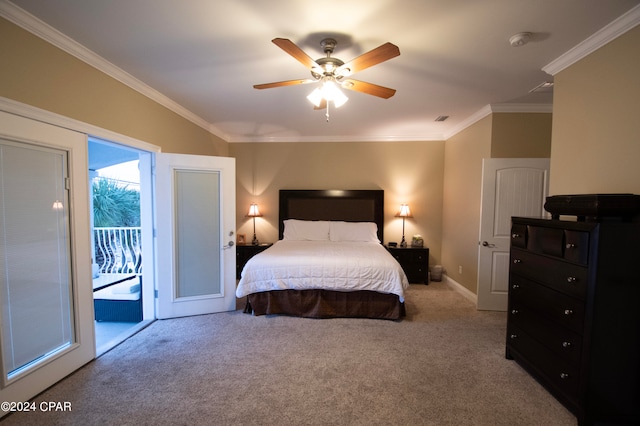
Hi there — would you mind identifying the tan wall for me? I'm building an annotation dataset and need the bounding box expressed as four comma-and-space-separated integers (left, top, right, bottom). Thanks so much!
230, 141, 445, 266
491, 113, 552, 158
441, 116, 492, 293
550, 25, 640, 195
441, 112, 552, 294
0, 18, 227, 156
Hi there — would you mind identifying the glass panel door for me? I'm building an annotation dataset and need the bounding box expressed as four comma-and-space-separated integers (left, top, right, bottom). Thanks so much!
0, 141, 74, 381
0, 110, 93, 415
155, 153, 236, 319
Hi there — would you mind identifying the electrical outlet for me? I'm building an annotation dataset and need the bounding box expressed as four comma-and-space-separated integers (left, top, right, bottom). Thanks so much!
458, 265, 463, 274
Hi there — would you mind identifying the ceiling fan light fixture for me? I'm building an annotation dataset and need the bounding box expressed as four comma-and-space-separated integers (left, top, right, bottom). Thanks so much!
306, 87, 323, 107
332, 89, 349, 108
306, 79, 349, 108
322, 80, 348, 107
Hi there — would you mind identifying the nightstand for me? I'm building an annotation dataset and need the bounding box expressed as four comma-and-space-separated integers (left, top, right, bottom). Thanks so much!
236, 243, 272, 279
386, 246, 429, 284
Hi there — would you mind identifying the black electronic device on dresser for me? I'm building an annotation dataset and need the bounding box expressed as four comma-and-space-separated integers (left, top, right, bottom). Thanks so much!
506, 194, 640, 425
386, 246, 429, 284
236, 243, 272, 279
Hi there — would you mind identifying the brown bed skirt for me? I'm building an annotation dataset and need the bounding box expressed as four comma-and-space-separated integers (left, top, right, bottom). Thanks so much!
244, 289, 405, 320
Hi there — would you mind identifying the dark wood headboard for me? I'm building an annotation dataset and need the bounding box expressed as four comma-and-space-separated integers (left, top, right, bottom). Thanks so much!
279, 190, 384, 241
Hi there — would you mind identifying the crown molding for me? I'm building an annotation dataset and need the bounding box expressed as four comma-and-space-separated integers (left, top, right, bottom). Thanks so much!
442, 105, 493, 140
441, 103, 552, 140
227, 133, 446, 143
543, 4, 640, 76
0, 0, 230, 142
490, 103, 553, 114
0, 96, 161, 153
228, 103, 552, 143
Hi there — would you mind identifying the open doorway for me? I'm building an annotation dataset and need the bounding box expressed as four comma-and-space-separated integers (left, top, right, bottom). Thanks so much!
88, 138, 152, 355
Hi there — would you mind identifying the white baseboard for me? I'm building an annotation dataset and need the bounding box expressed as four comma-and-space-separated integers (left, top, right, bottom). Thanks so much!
443, 274, 477, 305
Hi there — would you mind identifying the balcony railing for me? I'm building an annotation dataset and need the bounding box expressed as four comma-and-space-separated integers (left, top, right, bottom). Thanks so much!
94, 227, 142, 274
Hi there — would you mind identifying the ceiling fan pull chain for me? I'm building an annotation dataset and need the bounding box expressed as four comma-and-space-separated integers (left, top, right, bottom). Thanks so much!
326, 102, 330, 122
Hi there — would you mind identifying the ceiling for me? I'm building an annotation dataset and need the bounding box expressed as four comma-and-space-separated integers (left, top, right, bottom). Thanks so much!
4, 0, 640, 142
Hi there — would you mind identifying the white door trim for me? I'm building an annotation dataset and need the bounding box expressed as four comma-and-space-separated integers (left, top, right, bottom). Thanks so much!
0, 111, 94, 414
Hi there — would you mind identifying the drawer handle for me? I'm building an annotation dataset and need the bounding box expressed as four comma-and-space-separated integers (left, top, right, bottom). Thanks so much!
511, 309, 519, 315
511, 233, 521, 239
566, 243, 576, 249
511, 284, 520, 289
509, 334, 518, 339
562, 341, 572, 348
560, 373, 570, 380
512, 259, 522, 264
566, 276, 577, 283
564, 309, 573, 316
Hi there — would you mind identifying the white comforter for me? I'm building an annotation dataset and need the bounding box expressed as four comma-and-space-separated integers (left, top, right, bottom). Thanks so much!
236, 240, 409, 301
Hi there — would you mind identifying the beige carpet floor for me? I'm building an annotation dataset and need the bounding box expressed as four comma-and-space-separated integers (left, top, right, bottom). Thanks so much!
3, 282, 576, 425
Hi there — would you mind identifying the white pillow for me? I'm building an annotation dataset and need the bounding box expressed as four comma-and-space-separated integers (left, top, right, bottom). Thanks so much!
329, 221, 380, 243
283, 219, 330, 241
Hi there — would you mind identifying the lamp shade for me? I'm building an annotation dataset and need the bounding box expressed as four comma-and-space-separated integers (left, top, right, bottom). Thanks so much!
247, 203, 262, 217
396, 204, 412, 218
307, 79, 349, 108
306, 88, 323, 107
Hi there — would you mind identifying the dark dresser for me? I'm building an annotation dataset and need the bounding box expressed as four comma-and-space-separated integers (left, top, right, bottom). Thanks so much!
506, 213, 640, 425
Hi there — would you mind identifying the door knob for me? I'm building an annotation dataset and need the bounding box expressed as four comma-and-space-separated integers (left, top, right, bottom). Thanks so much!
482, 241, 495, 248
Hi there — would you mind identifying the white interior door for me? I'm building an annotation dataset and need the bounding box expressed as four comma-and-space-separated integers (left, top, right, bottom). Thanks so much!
477, 158, 549, 311
155, 153, 236, 319
0, 111, 94, 415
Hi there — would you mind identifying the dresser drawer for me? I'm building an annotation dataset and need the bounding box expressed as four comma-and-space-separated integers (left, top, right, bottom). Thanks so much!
522, 226, 590, 265
507, 324, 580, 401
510, 248, 588, 300
508, 300, 583, 364
403, 262, 426, 277
527, 226, 564, 257
509, 275, 585, 334
564, 230, 589, 264
511, 224, 527, 248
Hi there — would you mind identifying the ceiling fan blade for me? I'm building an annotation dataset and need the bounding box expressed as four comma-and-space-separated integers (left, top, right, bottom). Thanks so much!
342, 79, 396, 99
253, 79, 315, 90
338, 42, 400, 75
272, 38, 319, 70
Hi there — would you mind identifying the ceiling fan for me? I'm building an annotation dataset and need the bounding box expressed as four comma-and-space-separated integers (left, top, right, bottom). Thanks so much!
254, 37, 400, 120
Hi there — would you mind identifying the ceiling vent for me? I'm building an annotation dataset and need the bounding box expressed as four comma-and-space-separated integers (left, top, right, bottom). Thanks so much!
435, 115, 449, 122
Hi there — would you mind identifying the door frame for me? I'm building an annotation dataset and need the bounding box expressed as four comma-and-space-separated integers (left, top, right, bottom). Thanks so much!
0, 110, 94, 413
0, 99, 161, 412
88, 138, 157, 325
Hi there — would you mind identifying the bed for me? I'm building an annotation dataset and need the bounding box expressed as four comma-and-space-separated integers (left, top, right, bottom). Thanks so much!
236, 190, 409, 320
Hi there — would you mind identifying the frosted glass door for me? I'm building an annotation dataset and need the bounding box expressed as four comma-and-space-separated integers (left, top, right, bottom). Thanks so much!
155, 153, 236, 319
0, 141, 73, 379
174, 169, 221, 297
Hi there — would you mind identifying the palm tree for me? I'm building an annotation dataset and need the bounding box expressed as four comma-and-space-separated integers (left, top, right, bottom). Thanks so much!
92, 178, 140, 227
